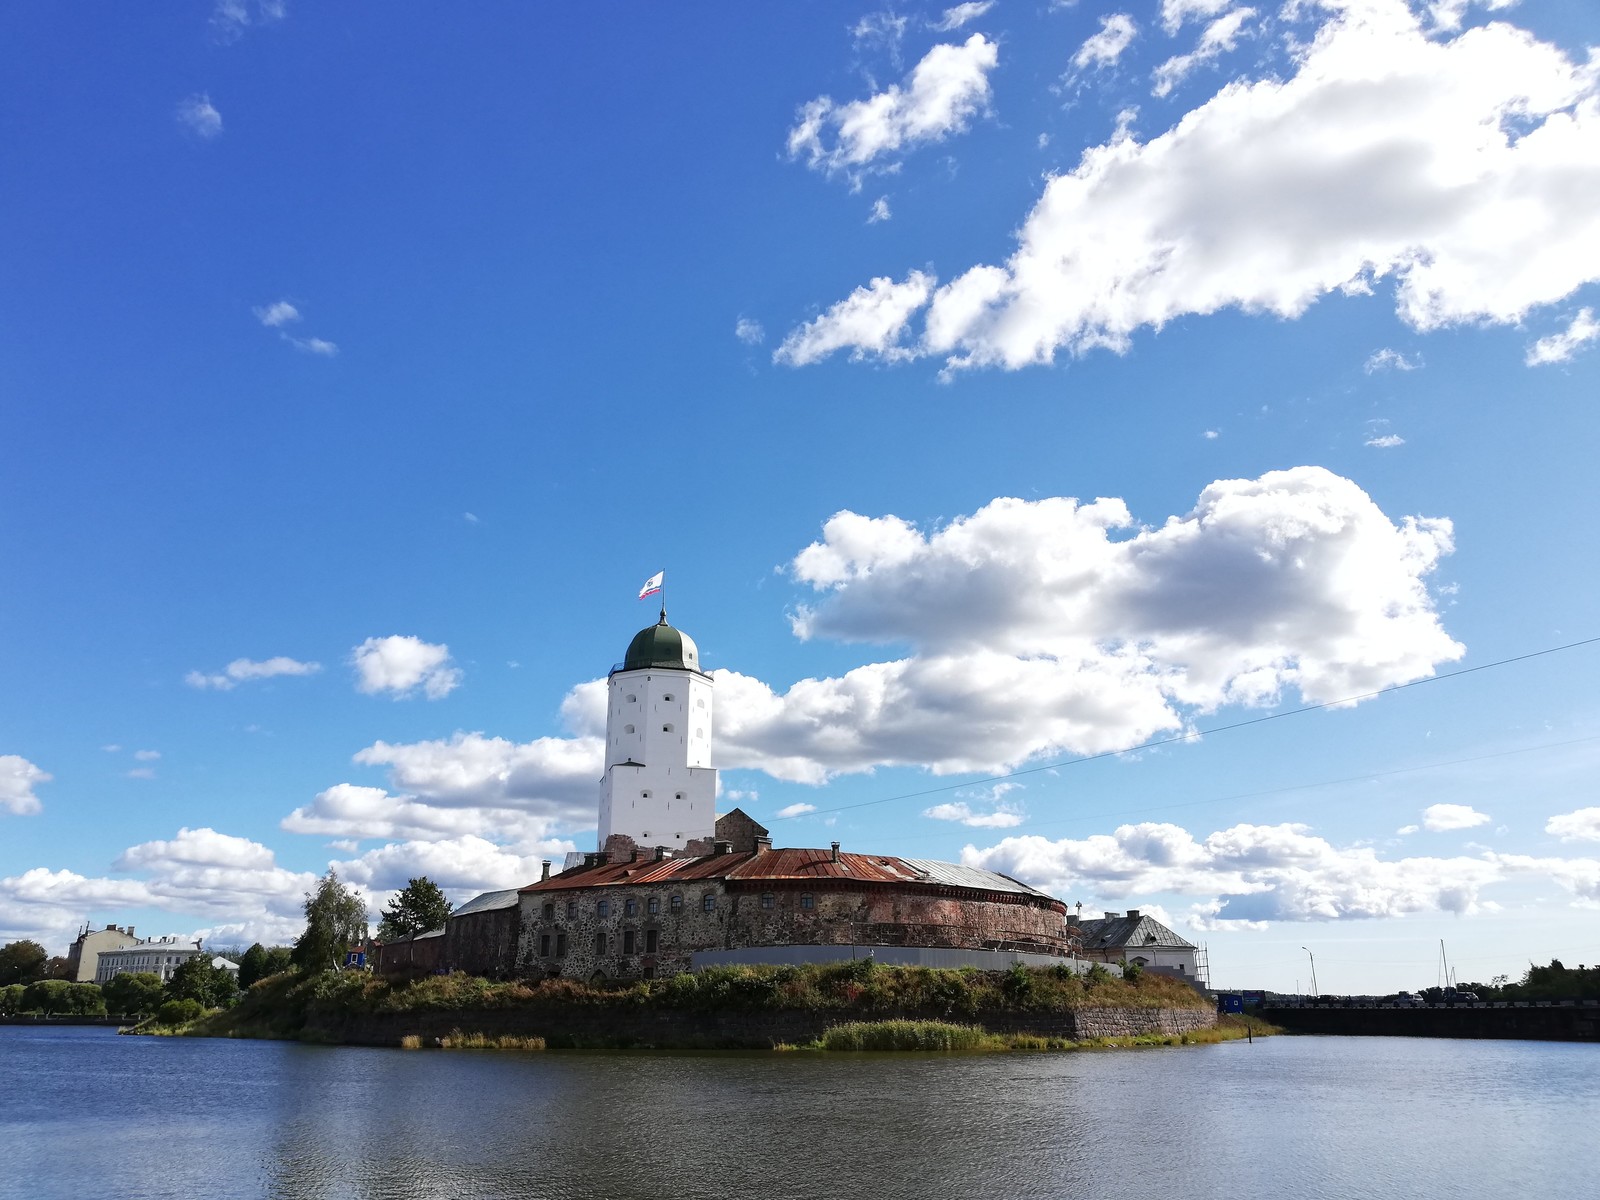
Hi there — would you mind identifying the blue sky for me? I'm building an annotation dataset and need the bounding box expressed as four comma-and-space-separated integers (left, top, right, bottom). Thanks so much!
3, 0, 1598, 993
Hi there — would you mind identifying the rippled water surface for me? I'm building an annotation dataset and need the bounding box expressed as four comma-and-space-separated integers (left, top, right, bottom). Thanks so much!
3, 1025, 1596, 1199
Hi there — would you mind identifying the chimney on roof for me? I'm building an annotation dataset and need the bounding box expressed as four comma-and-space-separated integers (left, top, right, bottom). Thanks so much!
631, 849, 643, 863
1103, 912, 1119, 919
1126, 909, 1141, 920
105, 923, 115, 931
713, 840, 733, 856
830, 841, 841, 864
655, 845, 669, 862
583, 852, 601, 868
127, 927, 134, 937
540, 860, 551, 882
754, 835, 772, 853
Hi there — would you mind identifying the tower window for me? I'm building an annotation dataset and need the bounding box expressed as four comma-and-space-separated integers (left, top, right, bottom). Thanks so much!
663, 693, 674, 702
624, 724, 635, 735
675, 792, 684, 800
662, 723, 674, 733
641, 790, 651, 799
625, 694, 636, 703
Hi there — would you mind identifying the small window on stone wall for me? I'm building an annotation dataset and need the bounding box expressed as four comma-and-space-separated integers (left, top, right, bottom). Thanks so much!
702, 893, 716, 912
761, 893, 775, 910
595, 931, 607, 955
645, 929, 659, 954
556, 933, 567, 957
670, 893, 683, 912
625, 898, 638, 917
623, 930, 636, 955
648, 896, 660, 915
597, 899, 610, 918
539, 934, 551, 957
800, 893, 815, 910
542, 903, 554, 920
566, 901, 577, 918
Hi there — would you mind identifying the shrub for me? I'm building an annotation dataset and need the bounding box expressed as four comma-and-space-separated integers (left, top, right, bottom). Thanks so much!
1002, 962, 1034, 1006
157, 998, 204, 1026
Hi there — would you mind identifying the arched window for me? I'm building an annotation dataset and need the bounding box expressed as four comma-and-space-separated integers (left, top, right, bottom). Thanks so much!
596, 899, 610, 918
800, 893, 815, 910
641, 790, 651, 799
669, 894, 683, 912
624, 724, 635, 735
702, 893, 716, 912
662, 693, 674, 702
674, 792, 684, 800
760, 892, 775, 910
662, 723, 675, 733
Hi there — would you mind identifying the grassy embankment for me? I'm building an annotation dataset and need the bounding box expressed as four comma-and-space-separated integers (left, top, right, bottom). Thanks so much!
137, 959, 1272, 1050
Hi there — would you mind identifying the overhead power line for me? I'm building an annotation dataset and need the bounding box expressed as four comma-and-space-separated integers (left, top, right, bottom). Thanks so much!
767, 634, 1600, 822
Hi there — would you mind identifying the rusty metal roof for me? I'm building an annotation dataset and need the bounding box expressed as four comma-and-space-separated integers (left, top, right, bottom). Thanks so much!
522, 847, 1063, 909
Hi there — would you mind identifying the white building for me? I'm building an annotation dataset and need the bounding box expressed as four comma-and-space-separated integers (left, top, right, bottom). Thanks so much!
93, 936, 240, 985
596, 612, 718, 852
1075, 910, 1204, 983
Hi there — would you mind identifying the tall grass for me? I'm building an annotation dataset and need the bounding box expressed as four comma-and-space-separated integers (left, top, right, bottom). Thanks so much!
819, 1020, 996, 1051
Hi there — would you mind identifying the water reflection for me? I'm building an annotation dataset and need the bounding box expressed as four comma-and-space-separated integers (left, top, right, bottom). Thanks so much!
3, 1027, 1597, 1200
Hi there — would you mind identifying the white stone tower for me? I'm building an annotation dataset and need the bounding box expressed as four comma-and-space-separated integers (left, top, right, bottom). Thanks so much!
597, 611, 717, 851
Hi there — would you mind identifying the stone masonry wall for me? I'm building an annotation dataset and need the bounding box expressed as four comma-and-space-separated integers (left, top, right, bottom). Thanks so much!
519, 878, 1069, 981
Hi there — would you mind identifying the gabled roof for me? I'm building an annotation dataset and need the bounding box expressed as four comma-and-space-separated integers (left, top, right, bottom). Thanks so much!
450, 888, 521, 918
1077, 913, 1195, 951
523, 847, 1063, 909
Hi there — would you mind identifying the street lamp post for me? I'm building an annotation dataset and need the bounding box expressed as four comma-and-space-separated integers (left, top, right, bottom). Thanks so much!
1302, 946, 1319, 997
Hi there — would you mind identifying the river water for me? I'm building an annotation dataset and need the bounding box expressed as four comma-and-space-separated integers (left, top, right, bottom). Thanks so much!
2, 1025, 1595, 1199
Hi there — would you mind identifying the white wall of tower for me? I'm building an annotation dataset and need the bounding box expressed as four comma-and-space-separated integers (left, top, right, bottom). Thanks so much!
597, 665, 717, 850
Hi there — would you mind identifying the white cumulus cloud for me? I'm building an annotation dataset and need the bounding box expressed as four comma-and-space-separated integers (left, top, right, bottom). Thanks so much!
775, 271, 935, 366
1546, 807, 1600, 843
1526, 308, 1600, 366
0, 756, 50, 816
1420, 803, 1492, 832
350, 636, 463, 700
186, 655, 322, 690
774, 802, 818, 819
1152, 6, 1256, 98
932, 2, 994, 32
735, 317, 766, 345
176, 94, 223, 139
787, 34, 999, 182
783, 1, 1600, 372
1364, 348, 1422, 373
1073, 14, 1139, 71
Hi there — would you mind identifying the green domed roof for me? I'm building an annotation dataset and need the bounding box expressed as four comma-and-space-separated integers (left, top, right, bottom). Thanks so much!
622, 617, 701, 673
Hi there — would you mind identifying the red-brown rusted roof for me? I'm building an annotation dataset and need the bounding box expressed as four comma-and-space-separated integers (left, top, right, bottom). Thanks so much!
521, 847, 1063, 910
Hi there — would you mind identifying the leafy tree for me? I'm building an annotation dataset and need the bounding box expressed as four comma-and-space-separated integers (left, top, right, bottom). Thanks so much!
0, 983, 25, 1014
291, 870, 368, 973
238, 944, 271, 989
103, 972, 165, 1016
22, 979, 75, 1016
0, 940, 48, 986
42, 956, 74, 980
165, 955, 237, 1008
264, 946, 293, 976
66, 983, 107, 1015
378, 877, 453, 941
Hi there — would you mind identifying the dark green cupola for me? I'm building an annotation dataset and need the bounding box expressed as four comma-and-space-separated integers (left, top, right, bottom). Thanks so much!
621, 612, 702, 673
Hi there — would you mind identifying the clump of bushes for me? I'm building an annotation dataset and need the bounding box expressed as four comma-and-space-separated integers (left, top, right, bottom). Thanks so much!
155, 998, 204, 1026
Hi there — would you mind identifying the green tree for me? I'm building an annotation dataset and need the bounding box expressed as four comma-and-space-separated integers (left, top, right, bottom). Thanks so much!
0, 983, 25, 1014
264, 946, 293, 976
291, 870, 368, 973
0, 940, 48, 986
156, 997, 203, 1026
22, 979, 73, 1015
378, 877, 453, 941
104, 972, 165, 1016
165, 955, 236, 1008
238, 944, 271, 989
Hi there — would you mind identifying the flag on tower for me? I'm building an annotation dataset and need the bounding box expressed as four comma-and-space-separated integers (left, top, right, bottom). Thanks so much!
638, 570, 664, 600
